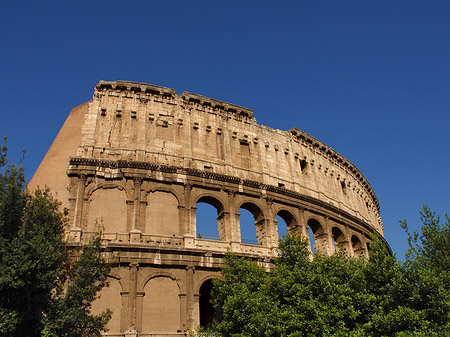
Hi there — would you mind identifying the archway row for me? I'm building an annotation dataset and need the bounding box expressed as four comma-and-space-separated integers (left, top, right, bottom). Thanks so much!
307, 218, 367, 257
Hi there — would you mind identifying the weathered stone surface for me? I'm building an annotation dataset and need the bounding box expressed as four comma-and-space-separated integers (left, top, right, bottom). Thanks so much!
28, 80, 386, 336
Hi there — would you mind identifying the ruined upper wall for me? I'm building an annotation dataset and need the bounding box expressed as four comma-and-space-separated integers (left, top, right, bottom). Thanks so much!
75, 80, 382, 234
28, 101, 91, 200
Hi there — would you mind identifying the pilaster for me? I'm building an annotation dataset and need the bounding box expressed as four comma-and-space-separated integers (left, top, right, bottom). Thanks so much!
69, 173, 86, 242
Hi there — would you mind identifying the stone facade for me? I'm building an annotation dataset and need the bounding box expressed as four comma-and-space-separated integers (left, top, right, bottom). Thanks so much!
28, 80, 387, 336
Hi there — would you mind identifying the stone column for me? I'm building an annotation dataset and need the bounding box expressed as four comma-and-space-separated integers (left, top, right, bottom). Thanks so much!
125, 262, 139, 336
179, 293, 187, 332
183, 183, 196, 248
130, 177, 142, 243
297, 207, 312, 253
347, 232, 356, 257
193, 293, 200, 329
339, 226, 352, 255
69, 173, 86, 242
225, 189, 240, 252
362, 237, 369, 258
324, 216, 335, 256
263, 197, 277, 249
185, 265, 195, 330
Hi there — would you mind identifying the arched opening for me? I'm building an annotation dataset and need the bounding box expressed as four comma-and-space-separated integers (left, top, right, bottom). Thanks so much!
276, 215, 288, 239
331, 226, 347, 253
276, 210, 297, 240
307, 218, 327, 255
199, 279, 214, 328
351, 235, 365, 257
239, 208, 258, 244
239, 202, 265, 245
307, 225, 316, 253
196, 196, 225, 241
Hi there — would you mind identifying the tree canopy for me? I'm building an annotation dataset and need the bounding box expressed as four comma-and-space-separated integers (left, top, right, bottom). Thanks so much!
208, 207, 450, 337
0, 138, 111, 336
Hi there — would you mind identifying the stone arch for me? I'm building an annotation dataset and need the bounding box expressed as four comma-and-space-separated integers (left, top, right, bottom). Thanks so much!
351, 234, 365, 257
193, 193, 226, 212
139, 271, 181, 292
141, 274, 182, 334
141, 271, 180, 290
307, 217, 328, 254
108, 271, 125, 289
275, 208, 298, 239
195, 274, 218, 294
195, 194, 226, 241
86, 185, 128, 234
238, 201, 266, 246
199, 278, 215, 328
331, 225, 348, 253
145, 189, 180, 236
143, 186, 183, 206
85, 181, 132, 200
91, 274, 123, 334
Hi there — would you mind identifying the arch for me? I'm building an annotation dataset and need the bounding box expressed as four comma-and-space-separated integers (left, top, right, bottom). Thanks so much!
145, 190, 180, 236
199, 279, 215, 328
307, 217, 328, 255
195, 195, 226, 241
237, 200, 266, 218
140, 271, 181, 292
195, 274, 219, 294
239, 202, 266, 246
276, 209, 298, 239
91, 275, 123, 333
143, 186, 183, 207
194, 193, 226, 212
351, 234, 365, 257
87, 187, 128, 234
142, 275, 181, 333
86, 181, 132, 200
108, 271, 125, 290
331, 225, 348, 253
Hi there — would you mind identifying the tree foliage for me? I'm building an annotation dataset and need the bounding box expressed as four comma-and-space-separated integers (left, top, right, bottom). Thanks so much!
209, 207, 450, 337
41, 230, 112, 337
0, 138, 111, 336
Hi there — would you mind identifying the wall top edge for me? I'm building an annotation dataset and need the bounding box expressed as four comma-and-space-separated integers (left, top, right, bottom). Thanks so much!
96, 80, 176, 95
181, 92, 254, 118
95, 80, 254, 118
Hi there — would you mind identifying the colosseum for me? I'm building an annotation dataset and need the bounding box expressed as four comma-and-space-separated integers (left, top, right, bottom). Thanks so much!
29, 80, 387, 336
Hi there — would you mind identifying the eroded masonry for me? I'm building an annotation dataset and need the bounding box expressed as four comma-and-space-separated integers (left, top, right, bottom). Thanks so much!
29, 80, 386, 337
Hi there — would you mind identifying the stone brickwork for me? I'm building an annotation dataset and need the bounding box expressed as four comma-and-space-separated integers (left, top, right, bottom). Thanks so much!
28, 80, 387, 336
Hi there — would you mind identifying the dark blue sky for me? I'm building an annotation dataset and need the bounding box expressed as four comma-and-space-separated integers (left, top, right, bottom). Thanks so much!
1, 0, 449, 258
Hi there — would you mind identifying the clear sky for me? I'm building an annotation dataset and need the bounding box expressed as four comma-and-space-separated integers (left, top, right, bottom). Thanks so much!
1, 0, 449, 259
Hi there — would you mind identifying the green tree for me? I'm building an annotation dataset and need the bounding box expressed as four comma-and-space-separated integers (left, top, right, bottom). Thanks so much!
399, 206, 450, 335
41, 231, 111, 337
209, 208, 450, 337
0, 138, 111, 336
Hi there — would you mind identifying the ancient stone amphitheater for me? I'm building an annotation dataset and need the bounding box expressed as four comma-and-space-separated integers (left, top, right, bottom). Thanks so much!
29, 80, 386, 336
